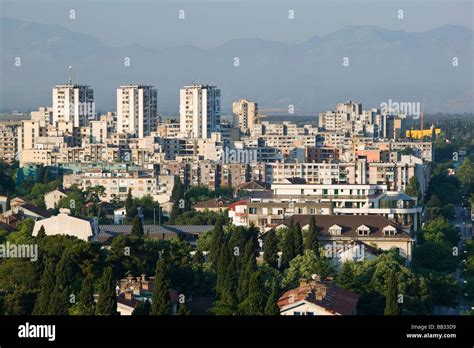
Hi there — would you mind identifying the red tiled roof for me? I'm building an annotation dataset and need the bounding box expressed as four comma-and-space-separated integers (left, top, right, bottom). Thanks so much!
227, 200, 249, 211
279, 215, 411, 240
278, 281, 359, 315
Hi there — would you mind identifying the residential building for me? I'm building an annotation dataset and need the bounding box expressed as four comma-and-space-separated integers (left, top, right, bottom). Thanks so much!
117, 85, 159, 138
179, 85, 221, 139
278, 279, 360, 316
233, 99, 258, 132
52, 84, 94, 127
32, 209, 95, 241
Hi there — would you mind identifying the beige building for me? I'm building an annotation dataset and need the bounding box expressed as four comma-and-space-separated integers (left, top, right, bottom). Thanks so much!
179, 84, 221, 139
117, 85, 159, 138
31, 107, 53, 126
275, 214, 415, 260
32, 210, 94, 241
44, 189, 67, 210
0, 125, 17, 163
53, 84, 94, 127
233, 99, 258, 132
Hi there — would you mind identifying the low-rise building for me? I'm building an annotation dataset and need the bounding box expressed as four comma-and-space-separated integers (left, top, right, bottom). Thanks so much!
278, 279, 360, 316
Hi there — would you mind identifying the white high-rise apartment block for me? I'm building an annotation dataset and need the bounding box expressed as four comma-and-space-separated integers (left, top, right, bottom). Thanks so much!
117, 85, 158, 138
233, 99, 258, 132
52, 84, 94, 127
179, 84, 221, 139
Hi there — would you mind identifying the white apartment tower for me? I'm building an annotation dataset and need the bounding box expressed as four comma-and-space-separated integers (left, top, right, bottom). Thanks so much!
179, 85, 221, 139
233, 99, 258, 133
52, 84, 94, 127
117, 85, 159, 138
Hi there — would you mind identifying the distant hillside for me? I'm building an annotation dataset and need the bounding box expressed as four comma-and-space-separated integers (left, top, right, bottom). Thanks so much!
1, 17, 473, 114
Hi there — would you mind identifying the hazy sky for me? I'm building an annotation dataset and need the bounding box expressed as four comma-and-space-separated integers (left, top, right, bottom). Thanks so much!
2, 0, 473, 48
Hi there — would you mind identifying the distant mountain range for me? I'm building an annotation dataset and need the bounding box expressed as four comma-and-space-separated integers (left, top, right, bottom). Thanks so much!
1, 17, 473, 114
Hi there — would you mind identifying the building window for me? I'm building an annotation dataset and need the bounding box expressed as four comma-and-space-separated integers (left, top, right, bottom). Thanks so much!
357, 225, 370, 236
294, 312, 301, 316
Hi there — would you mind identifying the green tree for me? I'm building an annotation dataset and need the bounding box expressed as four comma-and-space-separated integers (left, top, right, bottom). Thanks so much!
293, 222, 304, 257
33, 260, 56, 315
263, 229, 279, 269
4, 288, 35, 315
177, 301, 191, 315
36, 225, 46, 239
209, 217, 225, 266
213, 244, 238, 315
131, 216, 144, 238
405, 176, 422, 200
304, 215, 319, 256
79, 274, 95, 315
132, 300, 151, 315
282, 250, 333, 289
237, 241, 257, 302
384, 270, 400, 315
125, 188, 134, 217
264, 284, 280, 315
43, 167, 51, 184
151, 259, 172, 315
457, 158, 474, 191
280, 228, 295, 270
239, 271, 265, 315
96, 267, 117, 315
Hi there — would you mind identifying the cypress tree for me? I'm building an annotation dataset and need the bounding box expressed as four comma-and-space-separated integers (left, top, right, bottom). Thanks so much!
33, 260, 56, 315
79, 274, 95, 314
6, 196, 10, 211
56, 252, 74, 293
281, 228, 295, 270
384, 271, 400, 315
49, 286, 69, 315
169, 201, 180, 225
209, 217, 225, 266
192, 250, 205, 265
50, 253, 74, 315
216, 243, 231, 296
237, 241, 256, 302
305, 215, 319, 256
263, 229, 279, 269
132, 300, 151, 315
96, 267, 117, 315
293, 222, 304, 256
43, 167, 50, 184
239, 271, 265, 315
212, 243, 238, 315
0, 204, 3, 214
36, 225, 46, 239
131, 216, 144, 237
177, 301, 191, 315
125, 188, 134, 217
151, 259, 172, 315
264, 284, 281, 315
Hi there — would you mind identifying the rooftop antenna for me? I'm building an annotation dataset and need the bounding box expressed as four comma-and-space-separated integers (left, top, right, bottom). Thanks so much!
68, 65, 73, 84
420, 96, 425, 131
